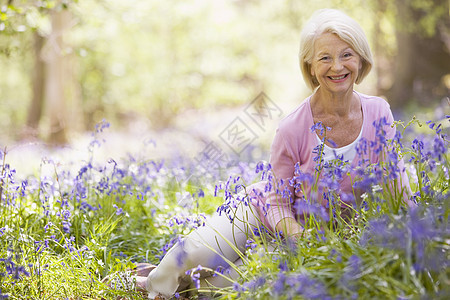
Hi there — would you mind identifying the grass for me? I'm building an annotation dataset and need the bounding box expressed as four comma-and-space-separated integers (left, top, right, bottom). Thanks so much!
0, 115, 449, 299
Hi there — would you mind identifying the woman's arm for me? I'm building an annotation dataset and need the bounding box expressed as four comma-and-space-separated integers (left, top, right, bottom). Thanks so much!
265, 128, 301, 234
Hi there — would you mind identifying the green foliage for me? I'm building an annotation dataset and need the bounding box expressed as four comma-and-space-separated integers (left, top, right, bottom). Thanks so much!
0, 0, 78, 34
409, 0, 448, 37
1, 113, 449, 299
0, 122, 216, 298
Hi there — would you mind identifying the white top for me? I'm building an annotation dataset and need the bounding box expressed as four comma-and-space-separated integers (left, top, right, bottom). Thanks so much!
315, 123, 363, 163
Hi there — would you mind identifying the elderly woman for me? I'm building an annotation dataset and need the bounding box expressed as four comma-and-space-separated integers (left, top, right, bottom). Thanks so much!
135, 8, 410, 299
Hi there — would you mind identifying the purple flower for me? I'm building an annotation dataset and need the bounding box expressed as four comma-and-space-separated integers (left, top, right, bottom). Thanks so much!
393, 130, 403, 147
272, 272, 286, 295
94, 119, 110, 133
278, 260, 288, 272
112, 204, 123, 215
312, 143, 325, 164
157, 238, 176, 260
290, 164, 314, 193
0, 255, 31, 281
361, 204, 448, 274
255, 161, 265, 173
245, 239, 257, 251
186, 265, 203, 289
431, 135, 446, 162
243, 277, 266, 291
255, 161, 272, 180
426, 120, 435, 129
252, 225, 270, 237
338, 255, 362, 291
285, 274, 331, 299
293, 199, 329, 222
0, 288, 8, 299
62, 220, 71, 234
233, 282, 246, 294
310, 122, 331, 136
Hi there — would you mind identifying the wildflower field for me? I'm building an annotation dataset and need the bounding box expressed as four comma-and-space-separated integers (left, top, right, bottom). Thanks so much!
0, 113, 449, 300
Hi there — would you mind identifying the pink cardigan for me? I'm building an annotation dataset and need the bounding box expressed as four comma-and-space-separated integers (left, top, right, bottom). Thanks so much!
250, 91, 409, 232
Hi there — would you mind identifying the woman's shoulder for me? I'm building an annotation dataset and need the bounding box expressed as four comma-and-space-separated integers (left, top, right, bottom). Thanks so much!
278, 97, 313, 133
357, 91, 391, 110
357, 91, 393, 120
271, 97, 314, 162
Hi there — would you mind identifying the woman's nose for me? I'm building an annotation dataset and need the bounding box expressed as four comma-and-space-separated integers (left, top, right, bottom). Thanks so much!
331, 59, 343, 71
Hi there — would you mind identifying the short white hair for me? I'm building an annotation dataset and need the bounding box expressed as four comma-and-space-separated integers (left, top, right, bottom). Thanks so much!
299, 9, 373, 90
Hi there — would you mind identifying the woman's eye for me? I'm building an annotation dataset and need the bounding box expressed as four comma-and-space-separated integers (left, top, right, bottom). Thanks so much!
320, 56, 330, 61
343, 52, 352, 58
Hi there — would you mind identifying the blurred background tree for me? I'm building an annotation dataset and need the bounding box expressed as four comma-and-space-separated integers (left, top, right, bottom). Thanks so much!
1, 0, 449, 145
373, 0, 450, 108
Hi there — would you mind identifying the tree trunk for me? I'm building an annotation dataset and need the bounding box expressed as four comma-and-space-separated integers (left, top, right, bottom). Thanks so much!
385, 0, 450, 108
44, 9, 70, 145
26, 7, 82, 144
387, 29, 415, 106
24, 31, 46, 139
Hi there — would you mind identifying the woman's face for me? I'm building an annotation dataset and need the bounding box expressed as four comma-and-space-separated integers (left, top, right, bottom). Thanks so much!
310, 32, 362, 95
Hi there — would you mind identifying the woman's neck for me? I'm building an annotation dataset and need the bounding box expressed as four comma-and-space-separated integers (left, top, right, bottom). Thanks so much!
311, 87, 357, 117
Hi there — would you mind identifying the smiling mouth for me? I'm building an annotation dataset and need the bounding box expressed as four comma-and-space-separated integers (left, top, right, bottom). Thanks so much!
328, 74, 349, 80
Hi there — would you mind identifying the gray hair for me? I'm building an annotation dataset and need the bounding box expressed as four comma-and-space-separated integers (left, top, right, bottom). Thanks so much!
299, 9, 373, 90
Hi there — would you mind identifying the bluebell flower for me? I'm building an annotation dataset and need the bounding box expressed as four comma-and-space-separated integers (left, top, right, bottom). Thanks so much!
252, 225, 269, 237
312, 143, 325, 164
186, 265, 203, 289
425, 120, 435, 129
393, 130, 403, 147
310, 121, 331, 136
0, 288, 8, 299
244, 276, 266, 291
233, 282, 246, 294
272, 272, 286, 296
338, 255, 362, 292
285, 274, 331, 299
62, 220, 71, 234
1, 254, 31, 282
197, 189, 205, 198
94, 119, 110, 133
293, 199, 329, 222
278, 260, 288, 272
245, 239, 257, 251
255, 161, 265, 173
112, 204, 123, 215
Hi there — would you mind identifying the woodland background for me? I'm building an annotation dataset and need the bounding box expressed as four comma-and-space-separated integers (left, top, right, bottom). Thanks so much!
1, 0, 449, 146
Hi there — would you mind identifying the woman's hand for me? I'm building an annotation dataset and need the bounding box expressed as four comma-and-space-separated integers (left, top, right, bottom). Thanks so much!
276, 217, 303, 241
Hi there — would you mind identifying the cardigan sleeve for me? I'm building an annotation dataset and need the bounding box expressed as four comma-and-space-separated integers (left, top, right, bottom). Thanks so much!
383, 102, 413, 204
265, 128, 297, 231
